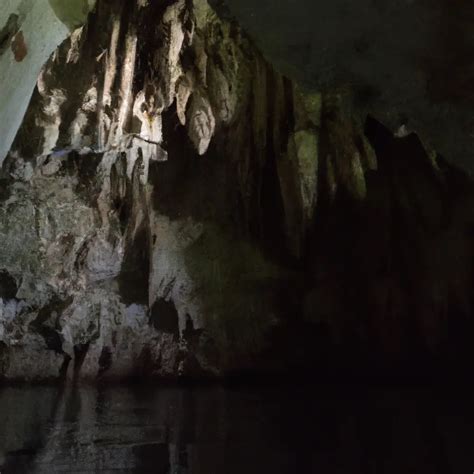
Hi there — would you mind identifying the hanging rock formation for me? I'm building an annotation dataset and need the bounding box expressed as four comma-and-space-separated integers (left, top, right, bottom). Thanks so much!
0, 0, 473, 381
0, 0, 312, 380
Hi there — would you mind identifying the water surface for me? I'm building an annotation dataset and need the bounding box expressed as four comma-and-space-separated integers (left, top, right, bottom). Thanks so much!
0, 383, 472, 473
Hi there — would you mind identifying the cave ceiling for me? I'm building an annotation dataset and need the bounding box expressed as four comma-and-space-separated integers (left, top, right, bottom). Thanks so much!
212, 0, 474, 171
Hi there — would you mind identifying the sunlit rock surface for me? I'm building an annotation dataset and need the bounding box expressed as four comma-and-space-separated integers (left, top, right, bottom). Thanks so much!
0, 0, 317, 380
0, 0, 94, 166
0, 0, 474, 381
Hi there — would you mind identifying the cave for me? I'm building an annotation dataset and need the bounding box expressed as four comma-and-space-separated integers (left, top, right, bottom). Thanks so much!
0, 0, 473, 472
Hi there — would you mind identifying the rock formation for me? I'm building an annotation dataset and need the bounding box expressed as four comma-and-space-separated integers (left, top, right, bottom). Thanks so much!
0, 0, 473, 381
0, 0, 96, 166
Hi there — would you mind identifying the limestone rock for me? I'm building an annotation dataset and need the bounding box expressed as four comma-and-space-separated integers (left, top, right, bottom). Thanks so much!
0, 0, 473, 382
187, 94, 216, 156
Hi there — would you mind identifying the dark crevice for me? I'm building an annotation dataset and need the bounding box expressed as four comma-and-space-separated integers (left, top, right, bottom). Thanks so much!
37, 326, 64, 354
73, 343, 90, 378
118, 152, 151, 305
0, 269, 18, 300
59, 354, 72, 379
151, 104, 232, 222
98, 346, 113, 376
110, 152, 129, 233
29, 297, 73, 354
150, 298, 180, 338
0, 178, 12, 203
119, 225, 151, 305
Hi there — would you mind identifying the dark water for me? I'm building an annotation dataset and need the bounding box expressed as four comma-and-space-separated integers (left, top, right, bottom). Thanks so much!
0, 383, 472, 473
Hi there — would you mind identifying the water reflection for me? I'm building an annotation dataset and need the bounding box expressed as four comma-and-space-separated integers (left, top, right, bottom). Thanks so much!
0, 383, 472, 473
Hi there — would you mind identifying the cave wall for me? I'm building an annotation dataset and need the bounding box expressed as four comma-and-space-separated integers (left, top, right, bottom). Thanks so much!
0, 0, 473, 382
0, 0, 95, 166
0, 0, 313, 380
215, 0, 474, 173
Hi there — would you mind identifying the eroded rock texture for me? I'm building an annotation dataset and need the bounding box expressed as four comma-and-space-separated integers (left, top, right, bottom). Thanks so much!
0, 0, 304, 380
0, 0, 473, 381
0, 1, 96, 166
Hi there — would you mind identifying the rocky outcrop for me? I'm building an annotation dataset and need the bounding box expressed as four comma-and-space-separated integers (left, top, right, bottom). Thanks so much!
216, 0, 474, 174
0, 0, 307, 381
0, 0, 95, 166
0, 0, 473, 382
304, 112, 474, 373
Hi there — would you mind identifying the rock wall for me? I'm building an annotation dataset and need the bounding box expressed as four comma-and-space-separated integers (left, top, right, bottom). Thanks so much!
0, 0, 95, 166
0, 0, 307, 380
0, 0, 473, 381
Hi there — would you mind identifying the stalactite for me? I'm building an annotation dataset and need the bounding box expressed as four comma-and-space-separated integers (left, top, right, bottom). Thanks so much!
0, 0, 473, 381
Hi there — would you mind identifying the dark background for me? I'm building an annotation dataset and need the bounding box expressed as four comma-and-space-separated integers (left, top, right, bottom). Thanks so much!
213, 0, 474, 171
